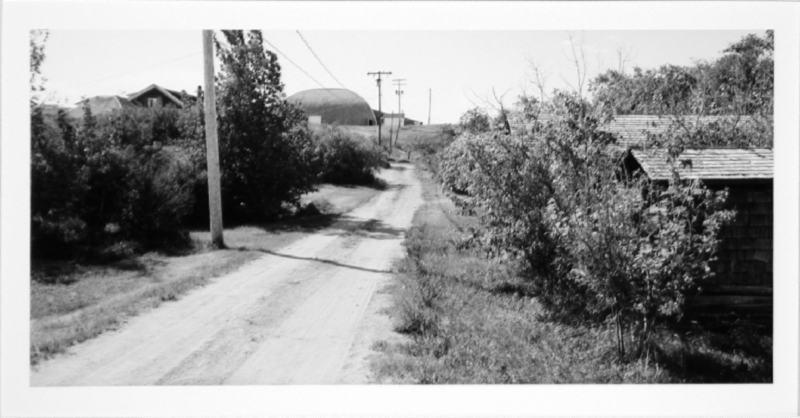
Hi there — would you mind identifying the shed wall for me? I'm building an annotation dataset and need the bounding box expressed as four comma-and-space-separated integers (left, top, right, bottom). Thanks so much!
709, 181, 773, 288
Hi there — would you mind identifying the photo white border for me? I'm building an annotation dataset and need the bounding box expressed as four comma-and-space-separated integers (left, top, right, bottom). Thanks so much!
2, 1, 798, 416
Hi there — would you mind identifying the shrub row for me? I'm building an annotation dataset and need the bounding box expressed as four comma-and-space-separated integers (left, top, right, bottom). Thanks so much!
31, 106, 202, 257
311, 126, 386, 186
439, 92, 735, 360
31, 105, 386, 258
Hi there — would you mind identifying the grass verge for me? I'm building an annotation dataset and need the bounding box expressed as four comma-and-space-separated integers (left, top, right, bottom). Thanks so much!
372, 164, 771, 383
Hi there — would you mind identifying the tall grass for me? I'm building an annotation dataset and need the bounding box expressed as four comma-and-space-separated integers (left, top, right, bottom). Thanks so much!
373, 165, 771, 383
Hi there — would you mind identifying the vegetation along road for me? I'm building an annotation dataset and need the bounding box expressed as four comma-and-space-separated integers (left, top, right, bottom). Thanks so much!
32, 163, 422, 385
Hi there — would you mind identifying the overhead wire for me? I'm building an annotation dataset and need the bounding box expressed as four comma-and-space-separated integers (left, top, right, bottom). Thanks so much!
261, 35, 346, 102
295, 30, 347, 89
70, 51, 202, 89
262, 36, 328, 90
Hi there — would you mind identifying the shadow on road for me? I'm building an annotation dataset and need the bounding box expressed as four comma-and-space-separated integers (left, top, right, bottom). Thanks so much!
238, 247, 392, 274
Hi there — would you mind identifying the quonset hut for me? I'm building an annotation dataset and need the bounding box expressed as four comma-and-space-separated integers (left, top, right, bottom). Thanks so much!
287, 88, 377, 126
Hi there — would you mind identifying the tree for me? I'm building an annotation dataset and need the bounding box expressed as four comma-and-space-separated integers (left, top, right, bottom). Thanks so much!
214, 30, 316, 222
591, 31, 773, 118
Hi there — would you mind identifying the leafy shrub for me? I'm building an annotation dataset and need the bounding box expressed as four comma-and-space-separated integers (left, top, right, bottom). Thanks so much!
439, 92, 735, 359
458, 107, 491, 134
215, 30, 317, 223
31, 108, 90, 256
312, 127, 385, 185
31, 103, 202, 257
645, 114, 772, 150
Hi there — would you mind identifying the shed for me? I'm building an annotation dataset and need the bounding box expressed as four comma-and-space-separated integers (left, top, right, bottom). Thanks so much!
625, 148, 773, 314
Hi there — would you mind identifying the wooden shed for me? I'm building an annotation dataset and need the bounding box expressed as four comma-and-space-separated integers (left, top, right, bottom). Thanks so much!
624, 148, 773, 314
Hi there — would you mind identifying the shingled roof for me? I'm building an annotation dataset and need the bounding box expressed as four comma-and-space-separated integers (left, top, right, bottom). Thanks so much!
601, 115, 759, 149
630, 148, 773, 181
127, 84, 186, 107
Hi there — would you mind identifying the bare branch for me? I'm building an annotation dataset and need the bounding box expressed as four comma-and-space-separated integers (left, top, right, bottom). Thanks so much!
567, 33, 588, 98
526, 59, 550, 101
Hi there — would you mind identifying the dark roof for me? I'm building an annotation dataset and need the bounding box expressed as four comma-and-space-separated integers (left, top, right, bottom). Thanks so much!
288, 88, 376, 126
630, 148, 773, 181
127, 84, 187, 107
601, 115, 759, 149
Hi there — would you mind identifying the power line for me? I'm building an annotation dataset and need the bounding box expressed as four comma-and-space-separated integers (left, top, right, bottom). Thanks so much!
262, 36, 328, 90
71, 51, 202, 88
262, 35, 352, 104
295, 31, 347, 89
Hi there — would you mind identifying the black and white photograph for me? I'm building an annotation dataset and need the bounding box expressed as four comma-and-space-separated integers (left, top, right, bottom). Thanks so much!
2, 1, 799, 417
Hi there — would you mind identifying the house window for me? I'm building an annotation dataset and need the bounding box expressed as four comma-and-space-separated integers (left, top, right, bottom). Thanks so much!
147, 97, 161, 107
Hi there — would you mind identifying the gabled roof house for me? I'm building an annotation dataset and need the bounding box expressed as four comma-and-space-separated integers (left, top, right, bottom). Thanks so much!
127, 84, 192, 109
69, 84, 195, 118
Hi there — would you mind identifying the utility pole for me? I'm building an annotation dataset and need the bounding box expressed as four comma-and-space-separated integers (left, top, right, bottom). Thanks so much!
367, 71, 391, 148
202, 30, 224, 248
393, 78, 406, 152
427, 88, 432, 125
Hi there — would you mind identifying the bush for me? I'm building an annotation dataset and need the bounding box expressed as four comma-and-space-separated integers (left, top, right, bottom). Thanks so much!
31, 107, 90, 256
458, 107, 491, 134
439, 91, 735, 359
31, 104, 202, 257
215, 30, 317, 223
312, 127, 385, 185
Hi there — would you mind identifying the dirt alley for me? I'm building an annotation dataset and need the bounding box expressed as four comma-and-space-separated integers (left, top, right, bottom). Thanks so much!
31, 162, 422, 385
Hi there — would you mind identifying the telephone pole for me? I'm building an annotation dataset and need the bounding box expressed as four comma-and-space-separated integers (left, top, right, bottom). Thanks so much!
427, 88, 432, 125
393, 79, 406, 152
202, 30, 224, 248
367, 71, 391, 147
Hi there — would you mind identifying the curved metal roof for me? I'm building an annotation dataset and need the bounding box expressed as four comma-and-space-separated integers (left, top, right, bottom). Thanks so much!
287, 88, 376, 126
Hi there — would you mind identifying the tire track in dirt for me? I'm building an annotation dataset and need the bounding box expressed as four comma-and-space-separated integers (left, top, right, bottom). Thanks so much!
31, 163, 422, 385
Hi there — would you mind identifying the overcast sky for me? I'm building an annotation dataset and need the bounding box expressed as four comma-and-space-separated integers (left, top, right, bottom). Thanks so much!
40, 30, 756, 123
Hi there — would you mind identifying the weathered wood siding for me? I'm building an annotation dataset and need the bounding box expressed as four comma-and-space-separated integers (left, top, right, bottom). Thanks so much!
709, 181, 773, 288
691, 180, 773, 316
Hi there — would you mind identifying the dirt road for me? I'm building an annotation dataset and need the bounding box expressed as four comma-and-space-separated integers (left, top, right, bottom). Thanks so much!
31, 163, 422, 385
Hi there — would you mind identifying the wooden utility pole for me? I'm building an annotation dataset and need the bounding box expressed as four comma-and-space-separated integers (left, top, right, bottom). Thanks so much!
393, 78, 406, 152
202, 30, 224, 248
427, 88, 432, 125
367, 71, 391, 147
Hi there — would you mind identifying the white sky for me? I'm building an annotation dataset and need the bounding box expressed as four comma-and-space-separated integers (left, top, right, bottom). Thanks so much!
40, 30, 756, 123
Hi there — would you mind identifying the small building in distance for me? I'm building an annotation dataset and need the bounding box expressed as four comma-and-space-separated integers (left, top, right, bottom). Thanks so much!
127, 84, 194, 109
624, 147, 773, 316
68, 84, 196, 119
381, 112, 404, 131
287, 88, 377, 126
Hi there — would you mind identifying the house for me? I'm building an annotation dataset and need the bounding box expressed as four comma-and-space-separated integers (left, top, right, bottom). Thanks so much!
127, 84, 194, 109
69, 84, 195, 119
623, 147, 773, 315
